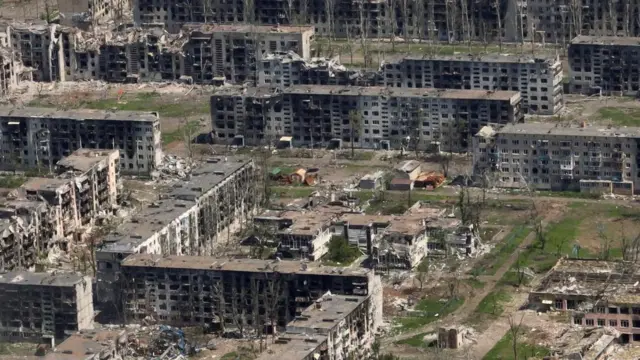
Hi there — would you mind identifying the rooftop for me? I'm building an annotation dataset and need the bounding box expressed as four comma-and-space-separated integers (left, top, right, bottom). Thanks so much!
396, 160, 421, 172
571, 35, 640, 46
385, 53, 558, 64
337, 213, 394, 226
495, 123, 640, 138
213, 85, 519, 101
45, 329, 124, 360
121, 254, 373, 277
0, 107, 159, 122
0, 271, 86, 287
100, 158, 251, 253
360, 170, 386, 181
22, 177, 71, 193
278, 211, 335, 236
57, 149, 119, 173
287, 292, 367, 332
255, 334, 327, 360
182, 24, 314, 34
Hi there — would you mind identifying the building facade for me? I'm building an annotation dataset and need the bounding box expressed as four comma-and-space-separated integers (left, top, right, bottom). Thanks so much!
96, 158, 258, 308
211, 85, 522, 150
472, 123, 640, 194
568, 36, 640, 95
380, 54, 564, 115
0, 271, 93, 341
0, 107, 161, 175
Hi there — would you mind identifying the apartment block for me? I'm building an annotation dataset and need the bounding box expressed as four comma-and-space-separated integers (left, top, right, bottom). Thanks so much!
96, 157, 257, 307
472, 123, 640, 194
0, 200, 53, 271
119, 254, 383, 345
380, 54, 564, 115
0, 271, 93, 341
211, 85, 522, 151
529, 258, 640, 343
0, 107, 161, 175
568, 36, 640, 95
258, 52, 378, 88
0, 47, 29, 97
6, 23, 62, 82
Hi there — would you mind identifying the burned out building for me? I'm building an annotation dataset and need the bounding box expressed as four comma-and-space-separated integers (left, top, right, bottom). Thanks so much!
96, 157, 257, 306
472, 123, 640, 194
568, 36, 640, 96
6, 23, 63, 82
258, 52, 378, 88
0, 47, 30, 97
0, 200, 53, 271
0, 271, 94, 342
380, 54, 564, 115
276, 212, 334, 261
529, 258, 640, 343
119, 254, 383, 342
57, 0, 129, 29
0, 107, 161, 175
211, 85, 522, 150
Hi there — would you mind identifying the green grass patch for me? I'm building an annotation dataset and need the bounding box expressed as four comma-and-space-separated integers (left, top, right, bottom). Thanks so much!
470, 226, 532, 276
596, 107, 640, 126
161, 120, 202, 145
483, 329, 551, 360
395, 332, 435, 347
271, 186, 316, 198
395, 297, 464, 333
322, 236, 361, 266
0, 175, 27, 188
475, 289, 511, 318
466, 277, 486, 289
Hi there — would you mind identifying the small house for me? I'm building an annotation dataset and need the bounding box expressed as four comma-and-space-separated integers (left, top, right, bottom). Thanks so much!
389, 178, 413, 191
359, 171, 386, 190
394, 160, 421, 180
289, 168, 306, 183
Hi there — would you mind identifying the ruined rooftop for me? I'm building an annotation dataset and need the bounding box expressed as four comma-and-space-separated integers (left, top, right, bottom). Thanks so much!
45, 329, 125, 360
385, 52, 559, 64
287, 292, 367, 332
256, 333, 327, 360
181, 23, 314, 34
57, 149, 119, 173
571, 35, 640, 46
496, 123, 640, 139
121, 254, 374, 277
100, 157, 251, 253
0, 271, 86, 286
0, 107, 159, 123
21, 177, 71, 193
278, 211, 335, 236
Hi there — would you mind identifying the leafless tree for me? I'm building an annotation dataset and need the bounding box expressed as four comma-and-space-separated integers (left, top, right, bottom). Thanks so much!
358, 0, 371, 67
508, 313, 525, 360
401, 0, 409, 41
597, 223, 613, 260
324, 0, 336, 52
415, 258, 429, 290
494, 0, 503, 51
386, 0, 398, 53
348, 109, 362, 158
413, 0, 425, 42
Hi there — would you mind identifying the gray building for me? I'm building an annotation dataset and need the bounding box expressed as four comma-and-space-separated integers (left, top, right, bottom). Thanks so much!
211, 85, 523, 151
0, 271, 94, 342
472, 123, 640, 194
380, 54, 564, 115
0, 107, 162, 175
569, 35, 640, 95
96, 157, 257, 307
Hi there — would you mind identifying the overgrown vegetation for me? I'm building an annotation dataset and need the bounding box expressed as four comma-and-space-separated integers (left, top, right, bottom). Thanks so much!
474, 289, 511, 319
323, 236, 361, 266
395, 296, 465, 332
0, 175, 27, 188
596, 107, 640, 127
483, 329, 551, 360
162, 120, 202, 145
470, 226, 532, 276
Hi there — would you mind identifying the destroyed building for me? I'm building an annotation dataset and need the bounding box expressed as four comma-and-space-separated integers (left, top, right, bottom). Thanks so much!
57, 0, 129, 29
0, 271, 94, 342
380, 54, 564, 115
256, 333, 329, 360
0, 46, 30, 97
258, 52, 378, 88
6, 23, 61, 82
472, 123, 640, 194
276, 211, 334, 261
568, 36, 640, 96
211, 85, 523, 150
119, 254, 383, 341
45, 329, 128, 360
0, 107, 161, 175
530, 258, 640, 343
96, 157, 257, 307
0, 200, 52, 271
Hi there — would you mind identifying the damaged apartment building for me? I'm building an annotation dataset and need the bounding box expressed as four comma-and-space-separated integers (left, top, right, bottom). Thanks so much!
119, 253, 382, 359
211, 85, 523, 150
96, 157, 257, 308
57, 0, 129, 29
568, 35, 640, 96
380, 54, 564, 115
0, 107, 161, 175
0, 149, 120, 272
1, 23, 313, 85
530, 258, 640, 343
472, 123, 640, 194
0, 271, 93, 342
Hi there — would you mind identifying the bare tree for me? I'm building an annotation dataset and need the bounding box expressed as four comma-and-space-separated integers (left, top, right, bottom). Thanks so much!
324, 0, 336, 52
358, 0, 371, 67
597, 223, 613, 260
508, 313, 525, 360
348, 109, 362, 158
494, 0, 503, 51
386, 0, 398, 53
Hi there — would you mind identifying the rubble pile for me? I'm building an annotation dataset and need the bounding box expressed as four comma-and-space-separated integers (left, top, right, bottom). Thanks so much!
153, 155, 193, 181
